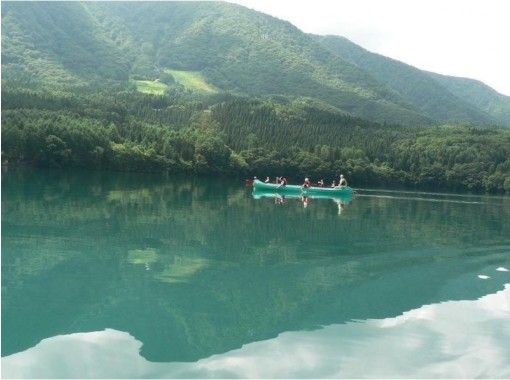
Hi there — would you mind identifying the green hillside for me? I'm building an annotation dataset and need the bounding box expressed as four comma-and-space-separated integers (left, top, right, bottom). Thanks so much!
426, 72, 510, 126
3, 1, 508, 126
314, 35, 497, 125
1, 2, 129, 89
1, 1, 428, 125
102, 1, 431, 124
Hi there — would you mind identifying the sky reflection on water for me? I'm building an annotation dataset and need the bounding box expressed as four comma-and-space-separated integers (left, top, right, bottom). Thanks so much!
3, 284, 509, 379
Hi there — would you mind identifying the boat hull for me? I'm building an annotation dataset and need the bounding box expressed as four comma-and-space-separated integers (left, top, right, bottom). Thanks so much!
253, 179, 353, 196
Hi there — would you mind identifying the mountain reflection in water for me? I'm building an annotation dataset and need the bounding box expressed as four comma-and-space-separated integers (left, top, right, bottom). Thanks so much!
2, 168, 509, 376
3, 286, 509, 378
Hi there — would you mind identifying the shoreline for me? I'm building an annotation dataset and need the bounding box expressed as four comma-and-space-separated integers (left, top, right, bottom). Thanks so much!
3, 164, 509, 197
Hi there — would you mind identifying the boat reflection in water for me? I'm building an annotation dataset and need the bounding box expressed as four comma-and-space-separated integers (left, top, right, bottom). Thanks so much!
252, 189, 353, 212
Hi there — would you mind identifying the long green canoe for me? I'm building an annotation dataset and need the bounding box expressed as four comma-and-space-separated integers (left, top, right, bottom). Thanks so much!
253, 179, 353, 196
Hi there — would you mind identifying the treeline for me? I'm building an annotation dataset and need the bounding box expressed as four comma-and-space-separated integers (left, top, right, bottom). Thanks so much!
1, 108, 246, 174
213, 99, 510, 192
2, 90, 509, 193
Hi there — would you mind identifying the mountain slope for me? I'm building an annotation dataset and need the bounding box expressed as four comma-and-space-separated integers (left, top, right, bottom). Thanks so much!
314, 35, 497, 125
2, 1, 508, 127
426, 72, 510, 126
1, 1, 430, 125
1, 2, 130, 88
88, 1, 436, 125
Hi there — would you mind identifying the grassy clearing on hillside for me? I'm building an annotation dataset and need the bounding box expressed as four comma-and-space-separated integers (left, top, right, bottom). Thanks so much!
134, 80, 168, 95
165, 69, 217, 93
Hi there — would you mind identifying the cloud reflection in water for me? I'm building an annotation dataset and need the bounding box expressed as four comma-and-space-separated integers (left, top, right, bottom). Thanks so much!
3, 285, 510, 378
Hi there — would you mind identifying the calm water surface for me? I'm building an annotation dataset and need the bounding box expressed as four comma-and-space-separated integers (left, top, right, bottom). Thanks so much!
2, 168, 510, 378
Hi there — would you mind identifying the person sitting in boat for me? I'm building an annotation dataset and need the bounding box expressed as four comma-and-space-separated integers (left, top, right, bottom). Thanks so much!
331, 180, 336, 188
275, 176, 280, 184
302, 177, 311, 188
338, 174, 347, 187
264, 176, 270, 183
318, 179, 324, 187
278, 177, 288, 188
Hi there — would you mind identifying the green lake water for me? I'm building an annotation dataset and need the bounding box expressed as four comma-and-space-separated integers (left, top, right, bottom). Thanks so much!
2, 168, 510, 378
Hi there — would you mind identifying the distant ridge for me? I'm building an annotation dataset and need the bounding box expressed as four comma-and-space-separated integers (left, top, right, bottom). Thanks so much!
314, 35, 501, 125
426, 72, 510, 126
2, 1, 509, 127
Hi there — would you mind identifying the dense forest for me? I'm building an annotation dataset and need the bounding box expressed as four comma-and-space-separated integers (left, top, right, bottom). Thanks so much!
1, 1, 510, 193
2, 88, 509, 193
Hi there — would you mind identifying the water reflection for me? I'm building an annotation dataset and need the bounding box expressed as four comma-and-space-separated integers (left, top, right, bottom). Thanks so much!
2, 168, 510, 369
333, 198, 347, 215
3, 286, 509, 378
252, 189, 353, 212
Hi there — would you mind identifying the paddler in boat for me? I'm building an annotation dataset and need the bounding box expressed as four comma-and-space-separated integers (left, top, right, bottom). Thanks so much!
317, 179, 324, 187
302, 177, 311, 188
278, 176, 288, 188
264, 176, 270, 183
338, 174, 347, 187
331, 180, 336, 188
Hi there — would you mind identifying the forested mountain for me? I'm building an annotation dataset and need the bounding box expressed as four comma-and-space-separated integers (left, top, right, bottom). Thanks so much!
2, 1, 510, 193
426, 72, 510, 126
1, 1, 424, 125
3, 1, 509, 126
1, 2, 130, 87
314, 35, 508, 126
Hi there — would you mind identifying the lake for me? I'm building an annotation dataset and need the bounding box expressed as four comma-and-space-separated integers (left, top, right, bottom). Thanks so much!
2, 168, 509, 378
